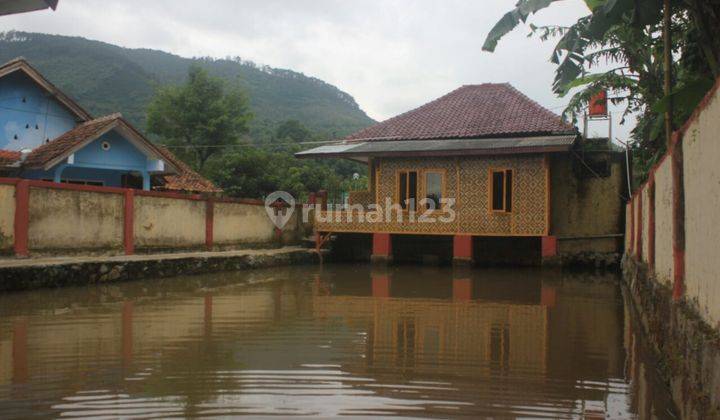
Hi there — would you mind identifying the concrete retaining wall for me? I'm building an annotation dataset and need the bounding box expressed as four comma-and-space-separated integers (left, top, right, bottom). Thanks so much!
626, 78, 720, 328
624, 76, 720, 418
134, 195, 207, 249
28, 187, 124, 251
0, 184, 14, 253
654, 158, 674, 286
0, 179, 309, 257
213, 201, 274, 245
683, 89, 720, 327
0, 248, 319, 292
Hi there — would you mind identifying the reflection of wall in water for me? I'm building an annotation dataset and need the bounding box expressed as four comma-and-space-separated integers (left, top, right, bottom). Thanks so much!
0, 283, 301, 391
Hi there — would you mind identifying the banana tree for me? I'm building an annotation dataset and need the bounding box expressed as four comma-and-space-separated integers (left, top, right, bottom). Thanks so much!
482, 0, 718, 179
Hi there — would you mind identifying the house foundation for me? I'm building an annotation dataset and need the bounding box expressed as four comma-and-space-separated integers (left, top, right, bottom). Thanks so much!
371, 232, 392, 264
452, 235, 473, 266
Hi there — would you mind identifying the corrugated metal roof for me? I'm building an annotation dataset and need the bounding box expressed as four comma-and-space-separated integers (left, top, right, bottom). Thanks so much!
296, 135, 577, 159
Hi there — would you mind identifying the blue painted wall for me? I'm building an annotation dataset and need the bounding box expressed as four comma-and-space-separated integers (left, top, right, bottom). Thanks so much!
0, 71, 78, 151
1, 70, 164, 190
20, 128, 161, 188
74, 130, 150, 171
22, 167, 125, 186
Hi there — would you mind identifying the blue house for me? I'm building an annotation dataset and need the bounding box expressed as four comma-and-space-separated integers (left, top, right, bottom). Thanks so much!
0, 57, 219, 193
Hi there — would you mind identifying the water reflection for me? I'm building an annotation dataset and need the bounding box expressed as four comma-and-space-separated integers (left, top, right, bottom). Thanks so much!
0, 265, 677, 418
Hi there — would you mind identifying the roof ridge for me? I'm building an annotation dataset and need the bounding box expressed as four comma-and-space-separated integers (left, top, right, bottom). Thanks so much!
1, 56, 27, 66
501, 84, 574, 130
343, 83, 577, 142
84, 112, 122, 123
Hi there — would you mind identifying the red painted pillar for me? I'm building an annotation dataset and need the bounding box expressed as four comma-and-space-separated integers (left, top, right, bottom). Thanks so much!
372, 275, 391, 298
452, 235, 473, 265
648, 177, 656, 271
204, 294, 213, 336
452, 278, 472, 302
371, 232, 392, 263
124, 189, 134, 255
12, 318, 28, 383
671, 135, 685, 301
121, 301, 133, 368
541, 236, 558, 258
629, 200, 635, 255
14, 180, 29, 257
205, 199, 214, 251
637, 187, 644, 261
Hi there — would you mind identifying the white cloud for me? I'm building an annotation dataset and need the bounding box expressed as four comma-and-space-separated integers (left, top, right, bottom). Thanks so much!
0, 0, 633, 141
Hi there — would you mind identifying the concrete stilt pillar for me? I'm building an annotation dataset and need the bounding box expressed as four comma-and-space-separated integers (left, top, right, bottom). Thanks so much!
541, 236, 559, 265
452, 235, 474, 266
371, 233, 392, 264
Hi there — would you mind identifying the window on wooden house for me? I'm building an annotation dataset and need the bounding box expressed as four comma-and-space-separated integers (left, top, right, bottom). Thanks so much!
424, 171, 444, 210
490, 169, 513, 212
398, 170, 418, 211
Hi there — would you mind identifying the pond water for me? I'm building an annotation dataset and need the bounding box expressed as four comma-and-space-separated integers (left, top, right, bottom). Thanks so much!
0, 264, 677, 418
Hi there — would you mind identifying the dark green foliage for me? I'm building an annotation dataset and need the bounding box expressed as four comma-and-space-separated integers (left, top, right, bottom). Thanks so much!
205, 143, 366, 201
483, 0, 720, 185
0, 31, 374, 136
274, 120, 313, 143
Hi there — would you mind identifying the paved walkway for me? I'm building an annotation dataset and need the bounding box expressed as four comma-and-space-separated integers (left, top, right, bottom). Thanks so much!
0, 246, 312, 268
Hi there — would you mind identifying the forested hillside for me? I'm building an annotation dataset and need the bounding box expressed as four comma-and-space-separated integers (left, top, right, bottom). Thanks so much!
0, 31, 374, 137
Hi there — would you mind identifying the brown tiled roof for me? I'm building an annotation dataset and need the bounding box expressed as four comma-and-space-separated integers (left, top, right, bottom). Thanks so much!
345, 83, 576, 142
23, 113, 119, 168
153, 145, 222, 194
0, 150, 21, 166
21, 113, 220, 193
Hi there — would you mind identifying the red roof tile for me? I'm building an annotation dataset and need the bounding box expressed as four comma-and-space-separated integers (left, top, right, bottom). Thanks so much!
21, 113, 220, 194
23, 113, 119, 168
0, 150, 21, 166
153, 145, 222, 194
345, 83, 576, 142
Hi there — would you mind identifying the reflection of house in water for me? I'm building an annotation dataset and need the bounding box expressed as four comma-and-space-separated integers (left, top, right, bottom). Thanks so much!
313, 274, 549, 378
311, 269, 631, 416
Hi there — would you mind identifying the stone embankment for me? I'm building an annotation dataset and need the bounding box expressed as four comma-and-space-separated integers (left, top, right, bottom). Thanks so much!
623, 257, 720, 419
0, 247, 319, 292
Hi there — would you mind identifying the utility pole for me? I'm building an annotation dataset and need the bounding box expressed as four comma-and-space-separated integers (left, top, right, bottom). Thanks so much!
663, 0, 673, 149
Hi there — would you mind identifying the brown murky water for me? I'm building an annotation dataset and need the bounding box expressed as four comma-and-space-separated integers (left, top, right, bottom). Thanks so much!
0, 265, 677, 418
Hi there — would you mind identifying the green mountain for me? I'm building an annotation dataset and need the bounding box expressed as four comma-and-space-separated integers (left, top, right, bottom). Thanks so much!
0, 31, 374, 137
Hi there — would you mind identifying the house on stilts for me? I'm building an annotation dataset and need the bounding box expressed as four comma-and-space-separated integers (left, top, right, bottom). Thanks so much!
297, 83, 626, 266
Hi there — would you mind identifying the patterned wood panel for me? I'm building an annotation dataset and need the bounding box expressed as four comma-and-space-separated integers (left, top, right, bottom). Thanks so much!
316, 156, 548, 236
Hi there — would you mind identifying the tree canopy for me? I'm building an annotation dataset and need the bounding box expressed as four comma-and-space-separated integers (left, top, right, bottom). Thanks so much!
147, 66, 253, 170
483, 0, 720, 181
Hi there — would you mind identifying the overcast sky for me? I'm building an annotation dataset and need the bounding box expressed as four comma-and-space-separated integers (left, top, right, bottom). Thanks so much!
0, 0, 631, 140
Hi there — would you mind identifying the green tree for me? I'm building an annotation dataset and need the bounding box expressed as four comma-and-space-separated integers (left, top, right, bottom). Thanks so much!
146, 65, 253, 171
